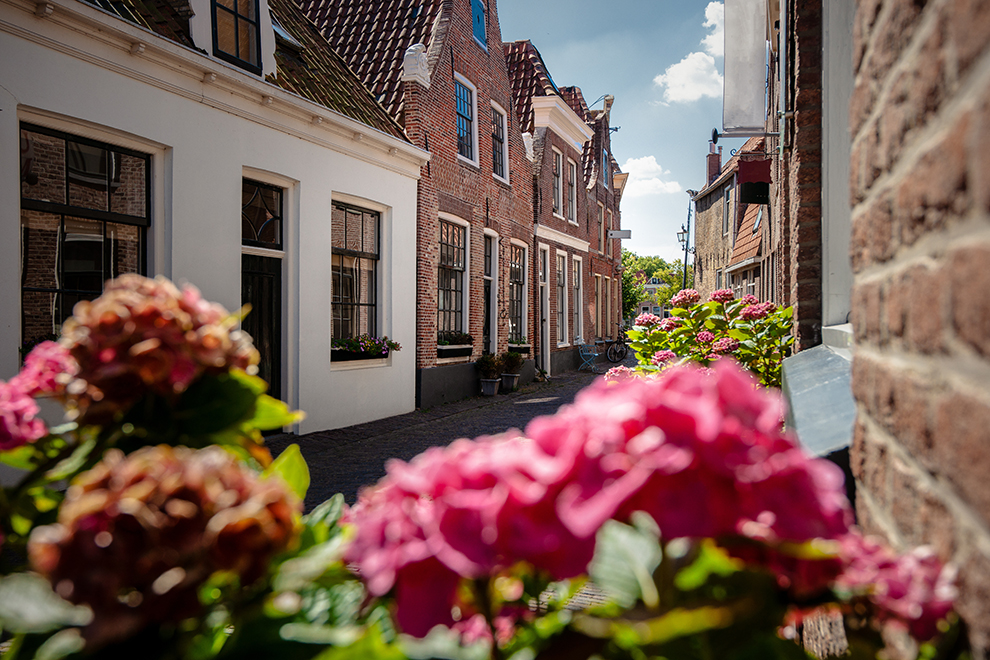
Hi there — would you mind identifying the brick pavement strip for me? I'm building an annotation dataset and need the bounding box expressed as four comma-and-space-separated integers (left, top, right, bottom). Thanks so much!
266, 367, 610, 509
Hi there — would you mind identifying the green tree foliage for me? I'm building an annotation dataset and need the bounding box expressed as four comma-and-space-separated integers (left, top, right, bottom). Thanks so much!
621, 249, 694, 318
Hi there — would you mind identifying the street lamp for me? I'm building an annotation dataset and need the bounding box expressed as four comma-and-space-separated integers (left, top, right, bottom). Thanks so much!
678, 190, 699, 291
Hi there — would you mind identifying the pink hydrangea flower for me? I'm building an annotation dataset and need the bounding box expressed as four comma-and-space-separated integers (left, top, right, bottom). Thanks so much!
713, 337, 739, 353
709, 289, 734, 303
670, 289, 701, 307
740, 294, 759, 305
13, 341, 77, 397
651, 350, 677, 366
741, 302, 777, 321
0, 380, 48, 450
696, 331, 716, 343
634, 313, 663, 327
658, 317, 681, 332
604, 365, 635, 382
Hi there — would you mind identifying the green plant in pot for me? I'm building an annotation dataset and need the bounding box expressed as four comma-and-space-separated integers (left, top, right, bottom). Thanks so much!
500, 351, 525, 392
476, 352, 502, 396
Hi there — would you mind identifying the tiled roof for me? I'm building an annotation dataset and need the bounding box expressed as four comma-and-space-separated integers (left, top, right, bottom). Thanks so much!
85, 0, 196, 49
268, 0, 407, 139
299, 0, 444, 121
503, 40, 559, 134
699, 136, 765, 198
559, 86, 592, 122
727, 203, 763, 267
81, 0, 406, 141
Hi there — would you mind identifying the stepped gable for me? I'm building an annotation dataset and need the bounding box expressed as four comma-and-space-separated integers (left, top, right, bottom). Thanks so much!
299, 0, 443, 121
267, 0, 407, 139
84, 0, 196, 49
503, 40, 559, 134
727, 203, 763, 267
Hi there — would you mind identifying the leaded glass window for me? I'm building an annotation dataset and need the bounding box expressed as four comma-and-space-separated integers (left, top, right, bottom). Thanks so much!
509, 245, 524, 342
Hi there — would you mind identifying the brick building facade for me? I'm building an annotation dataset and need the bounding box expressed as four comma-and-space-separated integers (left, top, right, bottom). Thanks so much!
847, 0, 990, 654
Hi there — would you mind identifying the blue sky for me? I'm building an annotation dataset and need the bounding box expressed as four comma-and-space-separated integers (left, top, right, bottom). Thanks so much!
497, 0, 747, 262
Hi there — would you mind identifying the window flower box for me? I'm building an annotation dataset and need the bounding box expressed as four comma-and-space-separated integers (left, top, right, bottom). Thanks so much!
507, 343, 530, 355
437, 344, 472, 359
332, 349, 389, 362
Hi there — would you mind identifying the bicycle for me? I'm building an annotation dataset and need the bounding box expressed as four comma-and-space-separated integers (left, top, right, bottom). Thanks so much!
604, 323, 630, 363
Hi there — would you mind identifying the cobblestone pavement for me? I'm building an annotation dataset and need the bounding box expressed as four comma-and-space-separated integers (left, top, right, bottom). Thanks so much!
267, 356, 633, 509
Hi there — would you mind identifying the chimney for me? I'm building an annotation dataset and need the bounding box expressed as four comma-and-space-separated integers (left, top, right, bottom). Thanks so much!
707, 143, 722, 185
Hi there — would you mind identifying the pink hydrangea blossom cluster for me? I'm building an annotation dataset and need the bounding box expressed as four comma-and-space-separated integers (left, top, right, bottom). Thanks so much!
58, 274, 259, 421
709, 289, 734, 303
741, 301, 777, 321
0, 379, 47, 450
740, 294, 759, 305
346, 363, 868, 637
835, 534, 956, 640
658, 317, 681, 332
651, 350, 677, 366
713, 337, 740, 354
696, 330, 716, 343
634, 313, 663, 327
670, 289, 701, 307
604, 365, 636, 382
13, 341, 77, 397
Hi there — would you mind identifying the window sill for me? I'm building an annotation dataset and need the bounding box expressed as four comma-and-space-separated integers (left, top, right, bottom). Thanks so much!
552, 212, 565, 221
557, 342, 571, 349
457, 154, 481, 170
493, 173, 510, 186
567, 219, 579, 226
437, 355, 472, 365
330, 356, 390, 371
437, 344, 473, 359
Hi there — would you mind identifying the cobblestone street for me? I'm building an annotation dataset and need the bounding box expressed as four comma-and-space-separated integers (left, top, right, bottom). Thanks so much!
266, 364, 623, 509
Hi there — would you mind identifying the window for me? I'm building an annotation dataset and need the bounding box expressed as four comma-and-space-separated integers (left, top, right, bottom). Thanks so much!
483, 234, 495, 353
604, 275, 612, 338
602, 148, 610, 188
723, 186, 731, 235
491, 104, 508, 181
594, 274, 602, 337
242, 179, 283, 249
606, 210, 613, 256
572, 258, 582, 342
551, 149, 562, 217
438, 219, 467, 337
598, 203, 605, 251
471, 0, 486, 47
331, 202, 379, 340
242, 179, 283, 394
556, 253, 567, 345
509, 244, 525, 342
212, 0, 261, 73
716, 269, 723, 289
566, 159, 577, 223
20, 124, 149, 349
455, 76, 477, 163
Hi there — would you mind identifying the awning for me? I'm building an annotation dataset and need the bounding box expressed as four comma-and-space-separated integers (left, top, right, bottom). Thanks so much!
723, 0, 768, 136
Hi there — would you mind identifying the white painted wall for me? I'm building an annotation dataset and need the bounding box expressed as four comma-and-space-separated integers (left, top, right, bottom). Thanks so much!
0, 0, 427, 432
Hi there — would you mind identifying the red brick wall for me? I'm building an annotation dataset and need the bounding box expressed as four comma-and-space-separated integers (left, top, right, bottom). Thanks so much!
780, 0, 823, 350
405, 0, 534, 370
849, 0, 990, 653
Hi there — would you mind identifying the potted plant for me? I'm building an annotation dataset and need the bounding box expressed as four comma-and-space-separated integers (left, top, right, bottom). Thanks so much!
331, 334, 401, 361
499, 350, 524, 392
437, 331, 473, 358
476, 353, 502, 396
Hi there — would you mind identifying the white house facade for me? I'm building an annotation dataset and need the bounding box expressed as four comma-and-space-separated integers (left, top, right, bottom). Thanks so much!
0, 0, 429, 431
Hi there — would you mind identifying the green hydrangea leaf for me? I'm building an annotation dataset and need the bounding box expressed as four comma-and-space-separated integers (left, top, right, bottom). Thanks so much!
0, 573, 93, 634
266, 443, 310, 500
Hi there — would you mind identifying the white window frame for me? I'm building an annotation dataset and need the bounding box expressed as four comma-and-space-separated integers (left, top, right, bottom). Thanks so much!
556, 250, 568, 347
491, 101, 509, 184
438, 212, 471, 335
606, 210, 613, 256
604, 275, 612, 339
509, 239, 528, 346
454, 72, 479, 168
594, 273, 603, 338
598, 202, 605, 252
572, 255, 583, 343
483, 228, 499, 354
566, 158, 578, 224
551, 148, 563, 219
723, 184, 732, 236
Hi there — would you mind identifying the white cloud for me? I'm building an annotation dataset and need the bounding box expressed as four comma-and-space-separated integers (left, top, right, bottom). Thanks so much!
652, 52, 723, 104
701, 2, 724, 57
621, 156, 682, 197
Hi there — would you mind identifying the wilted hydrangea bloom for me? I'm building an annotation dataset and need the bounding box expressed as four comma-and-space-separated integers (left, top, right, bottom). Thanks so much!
709, 289, 734, 303
634, 313, 663, 327
29, 445, 299, 649
670, 289, 701, 307
651, 350, 677, 366
0, 380, 47, 450
59, 274, 259, 421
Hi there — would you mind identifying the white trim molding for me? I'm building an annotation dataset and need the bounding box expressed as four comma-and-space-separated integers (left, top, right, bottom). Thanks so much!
536, 224, 590, 253
532, 95, 594, 152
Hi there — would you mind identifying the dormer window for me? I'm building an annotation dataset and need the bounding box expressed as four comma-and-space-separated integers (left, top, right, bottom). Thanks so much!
213, 0, 261, 73
471, 0, 486, 48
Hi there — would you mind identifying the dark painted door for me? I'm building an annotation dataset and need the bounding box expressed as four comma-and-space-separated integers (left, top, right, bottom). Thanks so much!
241, 254, 281, 401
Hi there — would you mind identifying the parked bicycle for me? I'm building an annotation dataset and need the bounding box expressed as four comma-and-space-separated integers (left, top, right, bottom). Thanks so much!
604, 323, 629, 363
